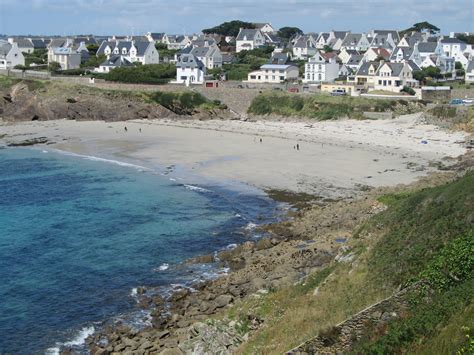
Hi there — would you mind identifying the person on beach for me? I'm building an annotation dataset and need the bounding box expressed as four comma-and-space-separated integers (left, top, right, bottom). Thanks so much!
124, 126, 128, 132
297, 143, 300, 150
139, 128, 142, 133
260, 138, 262, 143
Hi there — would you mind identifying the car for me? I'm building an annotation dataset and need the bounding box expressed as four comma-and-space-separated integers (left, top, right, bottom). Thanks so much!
331, 89, 346, 96
450, 99, 464, 105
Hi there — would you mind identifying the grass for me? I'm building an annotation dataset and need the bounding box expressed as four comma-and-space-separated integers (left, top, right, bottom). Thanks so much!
247, 93, 423, 120
0, 75, 20, 89
223, 172, 474, 354
145, 91, 224, 114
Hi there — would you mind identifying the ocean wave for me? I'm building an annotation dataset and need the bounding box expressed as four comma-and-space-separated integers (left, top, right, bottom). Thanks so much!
244, 222, 258, 230
46, 326, 95, 354
183, 184, 211, 193
155, 263, 169, 271
50, 150, 151, 172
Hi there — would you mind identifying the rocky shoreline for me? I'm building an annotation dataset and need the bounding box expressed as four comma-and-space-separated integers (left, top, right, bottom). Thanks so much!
69, 187, 393, 355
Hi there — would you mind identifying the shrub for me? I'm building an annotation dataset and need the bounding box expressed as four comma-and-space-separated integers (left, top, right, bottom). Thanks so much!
401, 86, 416, 95
105, 64, 176, 84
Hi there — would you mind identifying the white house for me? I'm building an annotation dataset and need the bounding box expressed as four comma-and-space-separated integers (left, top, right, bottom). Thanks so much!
8, 38, 34, 54
338, 48, 360, 64
236, 29, 265, 53
190, 45, 222, 69
0, 41, 25, 69
340, 33, 370, 52
316, 33, 331, 49
417, 42, 439, 61
146, 32, 165, 44
292, 35, 317, 59
465, 60, 474, 83
253, 23, 276, 34
96, 55, 134, 73
390, 46, 422, 66
373, 61, 419, 93
247, 64, 299, 83
439, 38, 467, 60
175, 53, 206, 85
48, 47, 82, 70
97, 40, 159, 64
303, 51, 339, 83
327, 31, 349, 51
363, 47, 391, 62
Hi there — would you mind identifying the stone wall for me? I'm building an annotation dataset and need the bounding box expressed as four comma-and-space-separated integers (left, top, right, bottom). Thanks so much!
287, 282, 426, 354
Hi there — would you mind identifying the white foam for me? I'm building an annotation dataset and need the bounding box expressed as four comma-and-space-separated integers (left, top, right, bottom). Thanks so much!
45, 347, 60, 355
235, 213, 242, 218
63, 326, 95, 347
226, 243, 238, 250
51, 150, 151, 172
184, 184, 211, 193
156, 263, 169, 271
244, 222, 257, 231
130, 287, 138, 297
42, 150, 48, 153
169, 177, 177, 181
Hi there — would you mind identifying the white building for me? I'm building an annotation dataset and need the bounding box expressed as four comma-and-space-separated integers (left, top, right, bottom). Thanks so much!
292, 35, 317, 59
236, 28, 265, 53
373, 61, 419, 93
96, 55, 134, 73
48, 47, 82, 70
246, 64, 299, 83
97, 40, 159, 65
7, 38, 34, 54
190, 45, 222, 69
175, 53, 206, 85
465, 60, 474, 83
303, 51, 339, 83
254, 23, 276, 34
0, 41, 25, 69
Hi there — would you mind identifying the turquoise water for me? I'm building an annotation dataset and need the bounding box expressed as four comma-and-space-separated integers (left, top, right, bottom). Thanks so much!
0, 147, 281, 354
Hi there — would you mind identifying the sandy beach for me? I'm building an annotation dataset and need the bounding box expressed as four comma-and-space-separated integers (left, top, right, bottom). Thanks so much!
0, 114, 468, 198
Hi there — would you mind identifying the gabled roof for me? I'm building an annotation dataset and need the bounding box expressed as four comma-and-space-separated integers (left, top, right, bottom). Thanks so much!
294, 35, 316, 49
390, 46, 415, 61
342, 33, 362, 46
347, 54, 363, 65
30, 39, 47, 49
466, 60, 474, 72
176, 53, 205, 69
49, 38, 68, 48
369, 47, 391, 59
133, 41, 151, 56
372, 30, 399, 41
0, 42, 12, 58
356, 61, 380, 76
265, 33, 281, 43
417, 42, 438, 53
333, 31, 349, 39
190, 46, 212, 57
236, 29, 260, 41
268, 52, 289, 65
100, 55, 134, 68
12, 38, 34, 48
149, 33, 165, 41
441, 37, 466, 44
376, 62, 405, 76
97, 40, 114, 55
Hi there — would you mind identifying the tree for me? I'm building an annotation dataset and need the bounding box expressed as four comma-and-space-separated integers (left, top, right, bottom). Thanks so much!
323, 45, 334, 53
202, 20, 255, 37
400, 21, 440, 36
455, 61, 463, 70
277, 27, 303, 41
456, 34, 474, 45
86, 44, 99, 55
48, 61, 61, 72
413, 66, 442, 83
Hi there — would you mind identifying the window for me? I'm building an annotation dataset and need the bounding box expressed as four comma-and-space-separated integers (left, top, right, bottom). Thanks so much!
280, 76, 284, 80
272, 75, 275, 80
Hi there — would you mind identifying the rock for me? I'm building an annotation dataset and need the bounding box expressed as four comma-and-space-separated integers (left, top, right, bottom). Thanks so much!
157, 330, 170, 339
114, 343, 126, 352
160, 348, 184, 355
139, 341, 154, 350
214, 295, 233, 308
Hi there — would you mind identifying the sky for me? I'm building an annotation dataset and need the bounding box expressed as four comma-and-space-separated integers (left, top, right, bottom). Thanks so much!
0, 0, 473, 36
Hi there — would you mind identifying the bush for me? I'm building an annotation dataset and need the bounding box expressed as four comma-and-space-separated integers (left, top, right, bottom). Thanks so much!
146, 91, 219, 114
401, 86, 416, 95
105, 64, 176, 84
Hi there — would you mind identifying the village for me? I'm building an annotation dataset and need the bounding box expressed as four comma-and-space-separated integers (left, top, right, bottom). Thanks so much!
1, 20, 474, 101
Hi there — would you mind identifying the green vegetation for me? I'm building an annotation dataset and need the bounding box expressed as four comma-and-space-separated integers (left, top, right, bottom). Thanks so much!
400, 21, 440, 37
401, 85, 416, 95
277, 27, 303, 42
81, 54, 106, 68
456, 34, 474, 45
103, 64, 176, 84
202, 20, 255, 37
247, 93, 420, 119
155, 43, 179, 59
146, 91, 224, 114
413, 65, 442, 83
0, 75, 20, 89
230, 170, 473, 353
23, 49, 48, 67
86, 44, 99, 55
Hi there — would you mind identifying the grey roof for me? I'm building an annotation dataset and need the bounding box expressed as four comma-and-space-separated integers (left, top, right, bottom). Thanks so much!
333, 31, 349, 39
441, 37, 466, 44
347, 54, 363, 65
319, 33, 330, 41
222, 53, 236, 63
30, 39, 47, 49
342, 33, 362, 46
417, 42, 438, 53
268, 52, 289, 65
12, 38, 33, 48
176, 53, 205, 69
265, 33, 281, 43
376, 62, 404, 76
0, 42, 12, 58
402, 32, 423, 47
97, 40, 114, 56
390, 46, 414, 61
356, 61, 380, 76
236, 29, 259, 41
49, 38, 67, 48
466, 60, 474, 72
149, 33, 165, 41
372, 30, 399, 41
406, 60, 421, 72
178, 46, 193, 55
294, 35, 315, 49
190, 46, 212, 57
134, 41, 151, 56
115, 41, 132, 52
101, 55, 134, 68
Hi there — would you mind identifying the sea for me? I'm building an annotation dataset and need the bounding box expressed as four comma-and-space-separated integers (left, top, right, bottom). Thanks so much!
0, 147, 284, 354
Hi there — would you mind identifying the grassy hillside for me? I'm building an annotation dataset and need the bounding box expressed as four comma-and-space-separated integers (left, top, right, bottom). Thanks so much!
226, 171, 473, 353
247, 93, 425, 120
